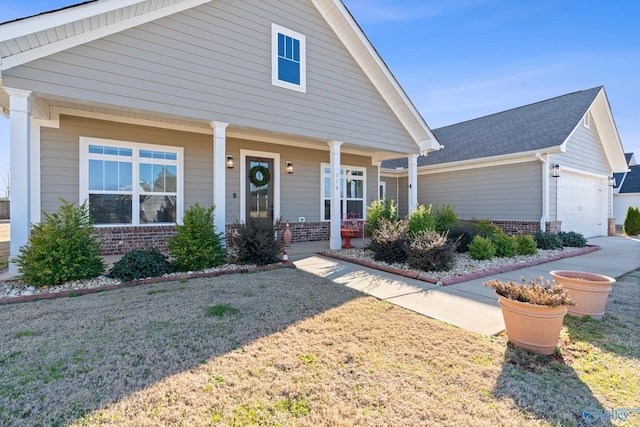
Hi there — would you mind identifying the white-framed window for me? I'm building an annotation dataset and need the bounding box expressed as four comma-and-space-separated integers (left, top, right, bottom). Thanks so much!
272, 23, 306, 93
321, 163, 367, 221
379, 182, 386, 200
80, 137, 183, 226
583, 112, 590, 129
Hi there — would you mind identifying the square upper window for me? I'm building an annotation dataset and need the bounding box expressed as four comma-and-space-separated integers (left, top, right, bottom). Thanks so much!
272, 23, 306, 93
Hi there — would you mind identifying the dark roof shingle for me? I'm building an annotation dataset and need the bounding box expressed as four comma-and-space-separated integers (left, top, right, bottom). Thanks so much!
382, 87, 602, 169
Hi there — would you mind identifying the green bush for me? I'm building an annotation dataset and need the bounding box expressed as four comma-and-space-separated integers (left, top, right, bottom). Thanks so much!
407, 204, 435, 236
231, 218, 284, 266
623, 206, 640, 236
475, 220, 502, 239
515, 234, 537, 255
492, 232, 517, 258
534, 230, 563, 250
365, 199, 396, 236
468, 235, 496, 260
166, 203, 226, 272
369, 218, 409, 264
108, 248, 174, 282
557, 231, 587, 248
433, 204, 459, 233
447, 222, 479, 253
16, 200, 105, 287
407, 230, 457, 271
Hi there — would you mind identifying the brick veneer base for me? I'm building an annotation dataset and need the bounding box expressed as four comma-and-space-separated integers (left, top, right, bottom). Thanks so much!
94, 226, 177, 256
94, 219, 562, 255
96, 222, 332, 256
461, 219, 562, 235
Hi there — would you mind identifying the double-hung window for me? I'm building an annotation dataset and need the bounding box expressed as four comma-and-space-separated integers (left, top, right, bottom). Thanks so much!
321, 164, 366, 220
272, 23, 306, 92
80, 137, 183, 226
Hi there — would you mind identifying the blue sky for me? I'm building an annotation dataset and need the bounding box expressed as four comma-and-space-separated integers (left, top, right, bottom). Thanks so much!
1, 0, 639, 181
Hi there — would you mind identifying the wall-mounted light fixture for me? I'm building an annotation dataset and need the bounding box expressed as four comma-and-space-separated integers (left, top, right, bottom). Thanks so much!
286, 161, 294, 174
609, 176, 616, 187
226, 155, 234, 169
552, 164, 561, 178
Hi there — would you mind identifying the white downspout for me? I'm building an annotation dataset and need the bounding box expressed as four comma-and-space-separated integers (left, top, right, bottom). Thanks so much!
536, 153, 549, 232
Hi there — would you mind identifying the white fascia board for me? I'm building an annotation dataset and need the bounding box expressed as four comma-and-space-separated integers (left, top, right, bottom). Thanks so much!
311, 0, 438, 150
0, 0, 144, 41
1, 0, 212, 71
590, 88, 628, 172
379, 148, 565, 176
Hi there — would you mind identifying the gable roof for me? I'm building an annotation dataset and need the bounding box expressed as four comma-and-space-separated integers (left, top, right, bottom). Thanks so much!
0, 0, 439, 154
382, 87, 627, 172
618, 164, 640, 194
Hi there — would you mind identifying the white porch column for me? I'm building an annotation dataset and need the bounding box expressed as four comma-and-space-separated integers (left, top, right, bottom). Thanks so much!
5, 88, 32, 276
328, 141, 343, 250
211, 121, 229, 239
408, 154, 418, 214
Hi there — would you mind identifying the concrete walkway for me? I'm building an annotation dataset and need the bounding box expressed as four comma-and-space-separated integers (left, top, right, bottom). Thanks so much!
291, 236, 640, 336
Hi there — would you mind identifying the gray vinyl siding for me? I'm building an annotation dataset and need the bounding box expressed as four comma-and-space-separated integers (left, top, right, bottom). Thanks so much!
5, 0, 416, 153
552, 120, 610, 175
397, 176, 409, 218
416, 162, 542, 221
381, 176, 399, 204
40, 115, 214, 214
41, 116, 376, 223
548, 117, 610, 219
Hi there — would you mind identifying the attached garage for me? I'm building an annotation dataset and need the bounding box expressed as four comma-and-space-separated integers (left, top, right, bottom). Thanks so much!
557, 170, 608, 237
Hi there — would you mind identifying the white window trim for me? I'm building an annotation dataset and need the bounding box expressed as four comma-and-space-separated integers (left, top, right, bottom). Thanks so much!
271, 23, 307, 93
583, 112, 590, 129
320, 163, 367, 221
379, 181, 386, 200
240, 149, 280, 223
79, 136, 184, 227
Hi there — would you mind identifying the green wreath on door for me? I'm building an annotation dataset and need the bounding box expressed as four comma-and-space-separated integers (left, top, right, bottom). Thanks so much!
249, 165, 271, 187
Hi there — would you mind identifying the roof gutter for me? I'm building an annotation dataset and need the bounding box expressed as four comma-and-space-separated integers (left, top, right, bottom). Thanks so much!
535, 153, 549, 232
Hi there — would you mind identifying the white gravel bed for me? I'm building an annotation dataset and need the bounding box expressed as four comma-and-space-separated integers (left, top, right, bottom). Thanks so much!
0, 262, 259, 300
324, 247, 584, 283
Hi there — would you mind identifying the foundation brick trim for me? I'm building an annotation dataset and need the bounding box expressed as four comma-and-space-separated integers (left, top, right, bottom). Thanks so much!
460, 219, 562, 235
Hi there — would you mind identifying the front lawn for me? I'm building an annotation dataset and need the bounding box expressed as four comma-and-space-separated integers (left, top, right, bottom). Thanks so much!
1, 268, 638, 426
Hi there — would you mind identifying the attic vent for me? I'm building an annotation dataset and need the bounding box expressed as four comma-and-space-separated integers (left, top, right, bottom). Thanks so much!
583, 112, 590, 129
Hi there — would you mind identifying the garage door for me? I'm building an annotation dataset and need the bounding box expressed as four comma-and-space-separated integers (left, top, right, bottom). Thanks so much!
558, 171, 607, 237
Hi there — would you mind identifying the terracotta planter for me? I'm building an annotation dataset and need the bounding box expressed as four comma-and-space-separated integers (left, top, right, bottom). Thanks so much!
497, 296, 567, 355
340, 228, 358, 249
550, 270, 615, 319
283, 223, 292, 246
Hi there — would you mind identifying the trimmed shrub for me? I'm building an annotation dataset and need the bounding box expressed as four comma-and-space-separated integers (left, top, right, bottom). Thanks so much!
623, 206, 640, 236
108, 248, 174, 282
534, 230, 563, 250
475, 219, 502, 239
492, 232, 517, 258
369, 218, 410, 263
468, 235, 496, 260
16, 200, 105, 287
407, 230, 457, 271
166, 203, 226, 272
433, 204, 459, 233
557, 231, 587, 248
365, 199, 396, 236
407, 204, 435, 236
516, 234, 537, 255
231, 218, 284, 266
447, 222, 479, 253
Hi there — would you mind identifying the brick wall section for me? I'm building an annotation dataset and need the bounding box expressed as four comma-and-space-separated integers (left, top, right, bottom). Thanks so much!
608, 218, 616, 236
94, 226, 177, 255
461, 219, 562, 235
225, 221, 331, 244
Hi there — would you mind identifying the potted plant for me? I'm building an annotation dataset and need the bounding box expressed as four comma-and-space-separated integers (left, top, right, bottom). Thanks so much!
549, 270, 616, 319
484, 277, 574, 355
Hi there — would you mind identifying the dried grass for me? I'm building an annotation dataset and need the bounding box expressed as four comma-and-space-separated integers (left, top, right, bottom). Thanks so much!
1, 268, 638, 426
